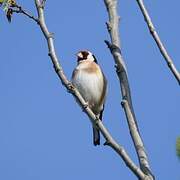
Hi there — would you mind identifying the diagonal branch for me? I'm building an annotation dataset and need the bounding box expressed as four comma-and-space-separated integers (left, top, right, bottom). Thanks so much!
136, 0, 180, 84
12, 4, 39, 23
33, 0, 149, 179
103, 0, 154, 179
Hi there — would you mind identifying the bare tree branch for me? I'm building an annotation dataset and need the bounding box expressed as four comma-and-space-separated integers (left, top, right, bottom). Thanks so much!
136, 0, 180, 84
103, 0, 154, 179
33, 0, 149, 179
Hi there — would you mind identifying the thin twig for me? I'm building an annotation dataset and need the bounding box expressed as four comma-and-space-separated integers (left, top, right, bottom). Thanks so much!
12, 5, 39, 23
136, 0, 180, 85
104, 0, 154, 179
33, 0, 148, 179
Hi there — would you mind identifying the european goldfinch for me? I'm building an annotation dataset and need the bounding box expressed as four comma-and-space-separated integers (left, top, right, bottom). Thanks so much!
72, 50, 107, 146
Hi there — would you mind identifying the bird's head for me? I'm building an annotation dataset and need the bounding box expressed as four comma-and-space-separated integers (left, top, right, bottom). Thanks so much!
76, 50, 98, 63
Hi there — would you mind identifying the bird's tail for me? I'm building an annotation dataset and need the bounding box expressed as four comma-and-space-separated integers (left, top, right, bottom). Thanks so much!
93, 127, 100, 146
92, 108, 104, 146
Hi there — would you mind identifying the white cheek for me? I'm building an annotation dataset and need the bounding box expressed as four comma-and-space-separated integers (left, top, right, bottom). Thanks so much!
77, 53, 83, 59
87, 56, 95, 62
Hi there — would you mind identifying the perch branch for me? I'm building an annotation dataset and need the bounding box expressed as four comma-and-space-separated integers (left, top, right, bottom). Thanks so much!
104, 0, 154, 179
33, 0, 148, 179
136, 0, 180, 84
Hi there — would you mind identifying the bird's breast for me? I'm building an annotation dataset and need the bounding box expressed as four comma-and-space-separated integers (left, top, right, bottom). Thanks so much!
72, 68, 104, 112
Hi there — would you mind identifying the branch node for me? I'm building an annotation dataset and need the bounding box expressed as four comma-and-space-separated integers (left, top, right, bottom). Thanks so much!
121, 99, 127, 107
37, 4, 43, 9
48, 51, 53, 59
41, 0, 46, 9
141, 166, 155, 180
82, 102, 88, 110
104, 40, 121, 54
94, 116, 100, 125
36, 19, 40, 25
167, 61, 172, 68
47, 33, 54, 39
114, 64, 122, 74
104, 141, 111, 146
106, 21, 112, 32
104, 40, 111, 48
53, 64, 61, 74
149, 24, 155, 34
67, 82, 74, 91
137, 144, 145, 152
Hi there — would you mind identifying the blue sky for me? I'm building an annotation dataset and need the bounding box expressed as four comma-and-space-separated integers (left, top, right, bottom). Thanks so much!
0, 1, 180, 180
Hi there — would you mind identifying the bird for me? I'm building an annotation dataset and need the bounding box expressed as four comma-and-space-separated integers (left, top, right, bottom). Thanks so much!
72, 50, 107, 146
